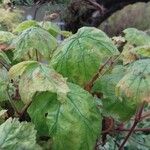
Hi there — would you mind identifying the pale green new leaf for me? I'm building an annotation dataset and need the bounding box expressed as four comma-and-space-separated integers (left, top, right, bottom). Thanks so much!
133, 45, 150, 58
51, 27, 119, 86
123, 28, 150, 46
12, 27, 57, 60
9, 61, 69, 104
0, 118, 41, 150
39, 21, 61, 37
93, 65, 137, 121
14, 20, 39, 33
116, 59, 150, 103
0, 31, 15, 44
0, 68, 9, 102
28, 83, 101, 150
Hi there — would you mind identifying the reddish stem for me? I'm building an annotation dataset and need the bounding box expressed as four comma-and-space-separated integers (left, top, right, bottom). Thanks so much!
116, 128, 150, 132
119, 102, 146, 150
84, 57, 113, 92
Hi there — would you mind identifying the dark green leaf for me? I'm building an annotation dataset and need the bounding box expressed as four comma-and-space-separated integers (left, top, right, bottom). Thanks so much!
51, 27, 119, 86
93, 65, 137, 121
28, 83, 101, 150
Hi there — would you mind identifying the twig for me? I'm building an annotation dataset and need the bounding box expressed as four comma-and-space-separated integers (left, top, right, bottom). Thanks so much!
19, 101, 32, 119
84, 57, 113, 92
119, 102, 146, 150
6, 89, 20, 116
116, 128, 150, 132
140, 111, 150, 120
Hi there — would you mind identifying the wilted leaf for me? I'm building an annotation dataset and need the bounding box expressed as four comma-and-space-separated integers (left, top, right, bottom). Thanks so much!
12, 27, 57, 60
116, 59, 150, 103
14, 20, 39, 33
9, 61, 69, 104
51, 27, 119, 86
123, 28, 150, 46
0, 118, 41, 150
93, 65, 137, 121
28, 83, 101, 150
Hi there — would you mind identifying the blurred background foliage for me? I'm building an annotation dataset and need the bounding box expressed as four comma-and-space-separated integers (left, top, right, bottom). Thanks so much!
100, 2, 150, 36
0, 0, 150, 36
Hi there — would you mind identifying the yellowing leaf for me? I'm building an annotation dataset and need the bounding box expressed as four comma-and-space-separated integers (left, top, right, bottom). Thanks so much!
28, 83, 101, 149
11, 27, 57, 60
51, 27, 119, 86
116, 59, 150, 103
9, 61, 69, 104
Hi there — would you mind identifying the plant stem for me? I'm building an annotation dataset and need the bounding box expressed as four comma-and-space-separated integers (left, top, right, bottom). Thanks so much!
35, 49, 39, 61
6, 90, 20, 116
19, 101, 32, 119
116, 128, 150, 132
119, 102, 146, 150
84, 57, 112, 92
140, 111, 150, 120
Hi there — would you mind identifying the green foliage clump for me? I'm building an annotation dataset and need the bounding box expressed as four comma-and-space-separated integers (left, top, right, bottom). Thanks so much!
0, 20, 149, 150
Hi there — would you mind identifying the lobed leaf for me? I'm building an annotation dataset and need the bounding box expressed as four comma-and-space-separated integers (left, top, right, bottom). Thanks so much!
9, 61, 69, 104
51, 27, 119, 86
39, 21, 61, 37
14, 20, 39, 33
123, 28, 150, 46
28, 83, 101, 150
12, 27, 57, 60
93, 65, 137, 121
116, 59, 150, 103
0, 118, 41, 150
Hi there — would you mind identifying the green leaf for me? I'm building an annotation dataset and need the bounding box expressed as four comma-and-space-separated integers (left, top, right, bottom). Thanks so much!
9, 61, 38, 79
123, 28, 150, 46
51, 27, 119, 86
0, 50, 11, 64
116, 59, 150, 103
93, 65, 137, 121
0, 118, 41, 150
39, 21, 61, 37
28, 83, 101, 149
12, 27, 57, 60
0, 31, 15, 44
9, 61, 69, 104
121, 43, 139, 65
0, 68, 9, 102
133, 45, 150, 58
14, 20, 39, 33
